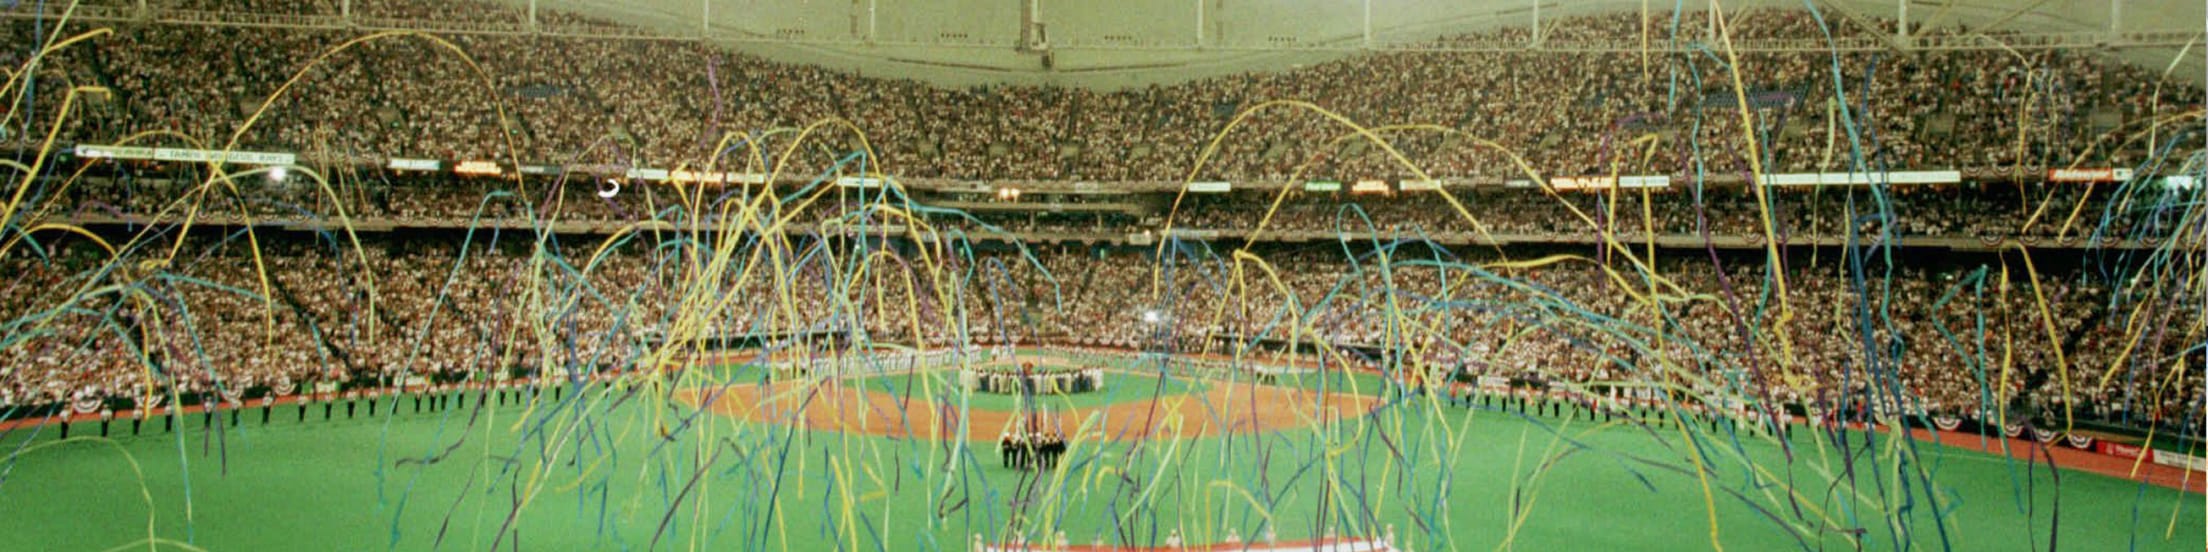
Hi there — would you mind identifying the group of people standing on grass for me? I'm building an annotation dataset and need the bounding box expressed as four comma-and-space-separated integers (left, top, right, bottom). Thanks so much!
998, 410, 1067, 470
998, 429, 1067, 470
964, 362, 1104, 396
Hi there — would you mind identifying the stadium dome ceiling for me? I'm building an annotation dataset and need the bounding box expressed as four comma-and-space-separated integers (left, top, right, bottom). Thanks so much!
507, 0, 2200, 88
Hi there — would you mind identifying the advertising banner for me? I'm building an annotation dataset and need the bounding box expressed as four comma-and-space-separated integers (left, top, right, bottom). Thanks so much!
562, 163, 625, 176
2047, 168, 2134, 183
1762, 171, 1962, 186
836, 176, 885, 189
669, 170, 730, 184
1890, 170, 1964, 184
1551, 176, 1615, 190
453, 160, 504, 176
386, 158, 442, 171
2096, 441, 2149, 461
73, 144, 157, 160
152, 148, 295, 165
1550, 176, 1669, 190
80, 145, 295, 166
2150, 452, 2208, 472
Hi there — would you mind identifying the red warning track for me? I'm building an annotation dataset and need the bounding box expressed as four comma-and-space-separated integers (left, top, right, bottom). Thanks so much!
672, 377, 1382, 442
1897, 427, 2206, 493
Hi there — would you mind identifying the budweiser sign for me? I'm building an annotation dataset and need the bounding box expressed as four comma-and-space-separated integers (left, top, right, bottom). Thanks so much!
2047, 168, 2134, 183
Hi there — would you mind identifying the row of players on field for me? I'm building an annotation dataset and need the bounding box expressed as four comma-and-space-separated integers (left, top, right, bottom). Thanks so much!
962, 365, 1104, 396
997, 411, 1068, 471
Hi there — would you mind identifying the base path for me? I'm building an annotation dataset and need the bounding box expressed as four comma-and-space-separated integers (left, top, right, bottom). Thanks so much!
674, 377, 1382, 442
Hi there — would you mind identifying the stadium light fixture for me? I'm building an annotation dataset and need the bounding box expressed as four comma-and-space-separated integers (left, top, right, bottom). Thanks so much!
269, 166, 288, 182
1141, 310, 1162, 324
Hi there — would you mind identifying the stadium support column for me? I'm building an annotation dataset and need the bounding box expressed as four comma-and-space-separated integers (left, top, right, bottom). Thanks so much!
701, 0, 710, 37
1895, 0, 1907, 41
1019, 0, 1036, 50
527, 0, 538, 31
1194, 0, 1203, 47
1705, 5, 1715, 38
1362, 0, 1372, 48
1530, 0, 1541, 47
2108, 0, 2120, 33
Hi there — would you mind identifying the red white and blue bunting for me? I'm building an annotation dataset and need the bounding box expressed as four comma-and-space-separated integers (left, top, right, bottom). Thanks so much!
2030, 427, 2062, 443
2065, 434, 2096, 450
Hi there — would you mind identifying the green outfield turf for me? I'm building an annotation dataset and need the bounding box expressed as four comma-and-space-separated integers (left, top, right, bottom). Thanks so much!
0, 370, 2196, 552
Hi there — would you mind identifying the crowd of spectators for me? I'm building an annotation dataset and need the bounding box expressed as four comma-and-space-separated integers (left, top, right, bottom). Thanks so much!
1014, 246, 2199, 427
41, 167, 2193, 244
0, 2, 2197, 433
1166, 184, 2180, 240
0, 232, 2195, 431
0, 4, 2197, 184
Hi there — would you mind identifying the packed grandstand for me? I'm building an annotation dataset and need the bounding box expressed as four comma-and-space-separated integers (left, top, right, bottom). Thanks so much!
0, 1, 2202, 550
1, 4, 2195, 179
6, 237, 2196, 426
3, 1, 2197, 427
